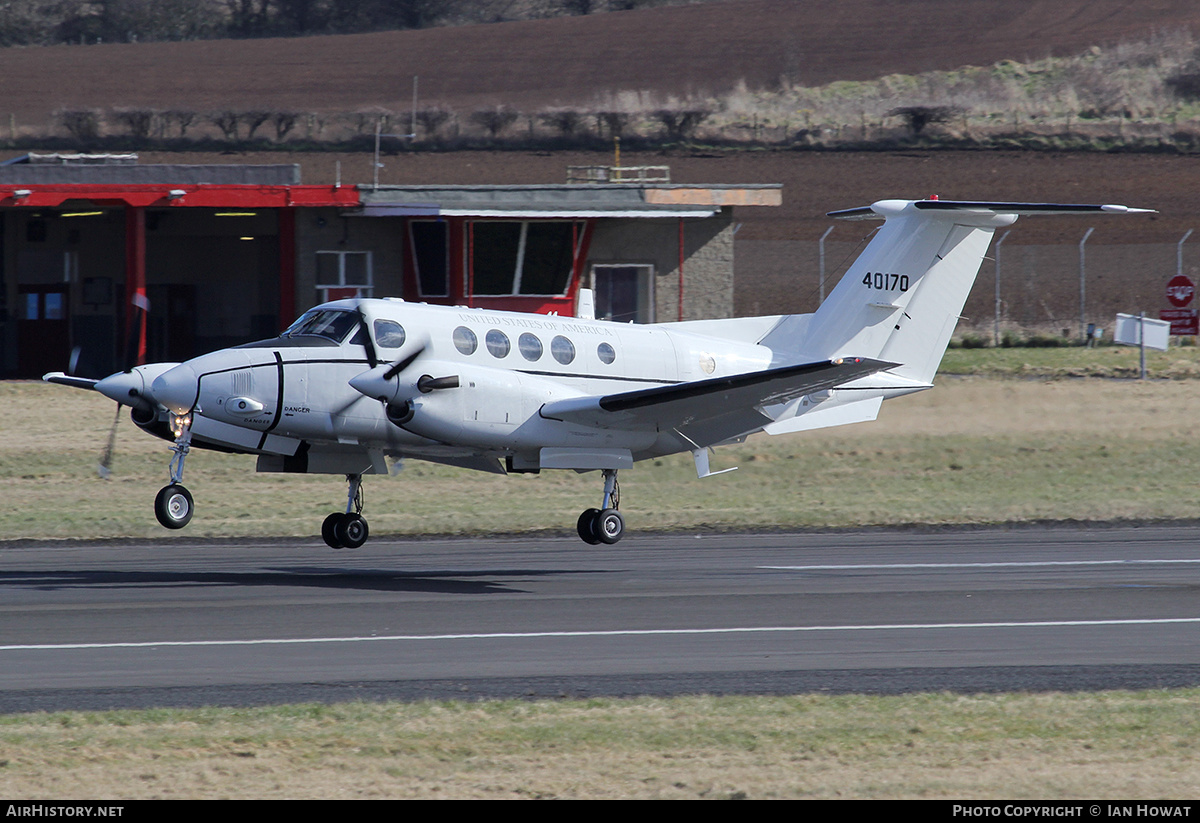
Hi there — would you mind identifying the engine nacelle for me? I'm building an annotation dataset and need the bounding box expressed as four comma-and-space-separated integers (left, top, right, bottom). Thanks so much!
396, 363, 656, 455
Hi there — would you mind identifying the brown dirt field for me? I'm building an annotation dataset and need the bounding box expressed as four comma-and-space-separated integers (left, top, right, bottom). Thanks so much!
3, 0, 1200, 126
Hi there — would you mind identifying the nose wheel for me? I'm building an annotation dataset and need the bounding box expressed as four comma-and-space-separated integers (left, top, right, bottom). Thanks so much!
577, 469, 625, 544
154, 483, 194, 529
155, 412, 196, 530
323, 473, 370, 549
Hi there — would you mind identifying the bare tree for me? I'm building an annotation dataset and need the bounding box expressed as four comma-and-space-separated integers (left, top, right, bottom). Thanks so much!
653, 108, 710, 141
1166, 68, 1200, 102
241, 109, 273, 140
58, 109, 103, 141
165, 109, 197, 138
353, 107, 393, 135
595, 110, 631, 138
209, 110, 241, 141
470, 106, 519, 138
415, 107, 451, 138
272, 111, 299, 141
539, 108, 584, 138
888, 105, 964, 136
112, 108, 157, 139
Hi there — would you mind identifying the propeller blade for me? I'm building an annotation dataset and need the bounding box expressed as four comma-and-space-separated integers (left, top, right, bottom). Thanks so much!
97, 403, 121, 478
122, 293, 149, 370
329, 392, 366, 417
351, 298, 379, 368
383, 344, 426, 380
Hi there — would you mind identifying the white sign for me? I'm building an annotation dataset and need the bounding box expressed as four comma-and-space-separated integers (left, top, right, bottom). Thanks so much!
1114, 313, 1171, 351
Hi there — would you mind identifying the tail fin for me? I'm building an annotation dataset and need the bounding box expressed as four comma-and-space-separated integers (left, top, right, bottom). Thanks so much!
762, 200, 1152, 384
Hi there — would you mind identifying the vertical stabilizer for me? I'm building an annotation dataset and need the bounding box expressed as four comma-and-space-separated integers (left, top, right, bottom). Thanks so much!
761, 200, 1152, 384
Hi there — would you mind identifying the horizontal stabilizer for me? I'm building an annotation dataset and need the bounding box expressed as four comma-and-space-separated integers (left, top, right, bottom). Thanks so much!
541, 357, 896, 449
829, 199, 1155, 220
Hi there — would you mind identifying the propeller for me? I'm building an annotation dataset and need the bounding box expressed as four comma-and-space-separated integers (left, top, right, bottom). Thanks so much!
326, 297, 383, 417
344, 334, 459, 429
91, 293, 152, 477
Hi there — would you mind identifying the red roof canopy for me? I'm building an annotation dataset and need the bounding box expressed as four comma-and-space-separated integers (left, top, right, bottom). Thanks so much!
0, 184, 360, 209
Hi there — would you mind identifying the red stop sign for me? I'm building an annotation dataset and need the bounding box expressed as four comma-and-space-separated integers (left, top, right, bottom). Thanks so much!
1167, 275, 1195, 308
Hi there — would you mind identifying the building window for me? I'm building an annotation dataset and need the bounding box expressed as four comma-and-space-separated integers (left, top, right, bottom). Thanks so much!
316, 250, 373, 301
470, 221, 580, 297
410, 220, 449, 297
593, 264, 654, 323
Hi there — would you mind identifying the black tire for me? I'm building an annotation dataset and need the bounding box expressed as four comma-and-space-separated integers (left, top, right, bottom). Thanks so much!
596, 508, 624, 544
577, 508, 602, 545
154, 484, 194, 530
322, 512, 345, 549
335, 513, 370, 549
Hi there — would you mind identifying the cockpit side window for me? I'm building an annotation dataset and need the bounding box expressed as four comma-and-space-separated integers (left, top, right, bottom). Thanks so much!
284, 310, 360, 343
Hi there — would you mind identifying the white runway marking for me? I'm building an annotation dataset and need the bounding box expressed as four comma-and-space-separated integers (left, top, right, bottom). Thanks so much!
759, 559, 1200, 571
5, 617, 1200, 652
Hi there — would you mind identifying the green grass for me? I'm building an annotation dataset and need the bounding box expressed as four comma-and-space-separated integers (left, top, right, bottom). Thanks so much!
940, 343, 1200, 379
3, 691, 1199, 798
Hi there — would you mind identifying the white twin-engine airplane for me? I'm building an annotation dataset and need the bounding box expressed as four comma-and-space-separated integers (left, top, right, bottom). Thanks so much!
46, 199, 1150, 547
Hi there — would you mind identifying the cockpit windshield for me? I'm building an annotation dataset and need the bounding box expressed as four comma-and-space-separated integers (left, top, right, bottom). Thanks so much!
283, 309, 360, 343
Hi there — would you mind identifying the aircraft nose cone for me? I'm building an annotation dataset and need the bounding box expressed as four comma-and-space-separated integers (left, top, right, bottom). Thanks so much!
151, 363, 200, 415
95, 370, 148, 408
349, 366, 398, 403
94, 362, 181, 410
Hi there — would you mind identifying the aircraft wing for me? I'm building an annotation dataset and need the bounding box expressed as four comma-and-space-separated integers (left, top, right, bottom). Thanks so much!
539, 357, 895, 448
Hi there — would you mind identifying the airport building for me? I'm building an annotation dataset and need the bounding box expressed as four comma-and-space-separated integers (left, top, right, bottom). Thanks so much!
0, 154, 779, 378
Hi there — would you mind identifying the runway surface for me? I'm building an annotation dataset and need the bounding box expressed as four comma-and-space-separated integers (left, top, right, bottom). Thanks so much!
3, 525, 1200, 712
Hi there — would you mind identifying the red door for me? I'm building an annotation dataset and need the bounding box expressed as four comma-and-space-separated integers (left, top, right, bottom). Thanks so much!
17, 285, 70, 378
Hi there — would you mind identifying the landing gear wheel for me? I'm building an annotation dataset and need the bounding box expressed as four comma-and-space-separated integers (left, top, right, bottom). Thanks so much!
322, 512, 345, 549
335, 513, 369, 549
596, 508, 624, 544
154, 484, 194, 530
577, 508, 602, 545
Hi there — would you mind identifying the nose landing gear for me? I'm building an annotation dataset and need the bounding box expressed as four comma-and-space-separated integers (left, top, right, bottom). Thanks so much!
322, 473, 370, 549
577, 469, 624, 545
154, 412, 194, 530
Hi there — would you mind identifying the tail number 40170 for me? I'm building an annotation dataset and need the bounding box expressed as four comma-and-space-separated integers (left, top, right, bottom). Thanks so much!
863, 271, 909, 291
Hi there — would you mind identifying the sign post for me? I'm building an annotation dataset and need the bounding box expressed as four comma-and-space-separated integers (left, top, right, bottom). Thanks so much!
1161, 274, 1199, 336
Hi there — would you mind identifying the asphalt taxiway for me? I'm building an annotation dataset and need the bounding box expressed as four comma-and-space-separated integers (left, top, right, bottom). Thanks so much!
3, 525, 1200, 711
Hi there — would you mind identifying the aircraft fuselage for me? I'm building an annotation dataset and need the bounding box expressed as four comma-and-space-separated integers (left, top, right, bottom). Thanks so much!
138, 298, 775, 472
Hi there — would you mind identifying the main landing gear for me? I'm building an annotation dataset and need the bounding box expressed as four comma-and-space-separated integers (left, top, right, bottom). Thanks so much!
322, 473, 370, 549
154, 413, 194, 530
577, 468, 625, 545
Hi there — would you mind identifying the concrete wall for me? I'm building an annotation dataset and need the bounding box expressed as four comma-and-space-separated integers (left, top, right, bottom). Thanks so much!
587, 208, 735, 322
292, 210, 406, 314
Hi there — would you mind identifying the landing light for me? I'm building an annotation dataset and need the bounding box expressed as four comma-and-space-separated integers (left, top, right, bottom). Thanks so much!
169, 412, 192, 438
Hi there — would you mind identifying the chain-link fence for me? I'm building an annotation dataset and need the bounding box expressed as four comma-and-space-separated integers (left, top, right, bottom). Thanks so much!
736, 238, 1190, 342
